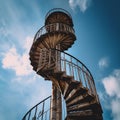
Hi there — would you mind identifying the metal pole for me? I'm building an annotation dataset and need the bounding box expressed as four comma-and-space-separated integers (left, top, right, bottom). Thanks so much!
50, 83, 57, 120
56, 88, 62, 120
50, 81, 62, 120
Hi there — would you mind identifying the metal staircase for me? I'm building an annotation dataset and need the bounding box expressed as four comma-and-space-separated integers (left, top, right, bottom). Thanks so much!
23, 8, 103, 120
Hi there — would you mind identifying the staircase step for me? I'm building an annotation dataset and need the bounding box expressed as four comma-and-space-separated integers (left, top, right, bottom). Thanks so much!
65, 85, 88, 103
67, 110, 102, 120
62, 74, 73, 81
67, 101, 99, 113
64, 81, 80, 99
37, 63, 55, 72
54, 70, 65, 79
67, 93, 95, 107
68, 110, 93, 117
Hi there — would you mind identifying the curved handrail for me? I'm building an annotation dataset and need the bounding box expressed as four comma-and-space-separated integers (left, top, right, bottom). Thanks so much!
38, 49, 99, 101
56, 49, 95, 84
33, 23, 75, 43
45, 8, 72, 20
22, 96, 51, 120
56, 49, 98, 99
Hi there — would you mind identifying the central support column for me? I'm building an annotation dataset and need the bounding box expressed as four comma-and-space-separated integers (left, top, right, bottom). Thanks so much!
50, 82, 62, 120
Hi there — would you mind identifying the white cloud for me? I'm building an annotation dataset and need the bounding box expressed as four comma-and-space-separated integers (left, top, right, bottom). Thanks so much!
111, 99, 120, 120
2, 37, 33, 76
69, 0, 92, 13
102, 69, 120, 98
102, 69, 120, 120
102, 76, 120, 98
98, 57, 109, 69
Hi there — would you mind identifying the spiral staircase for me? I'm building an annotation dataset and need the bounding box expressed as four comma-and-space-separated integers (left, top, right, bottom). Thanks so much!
22, 8, 103, 120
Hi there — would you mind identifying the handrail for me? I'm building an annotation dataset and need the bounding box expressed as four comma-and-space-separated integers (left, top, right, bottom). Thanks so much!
38, 49, 99, 102
45, 8, 72, 20
33, 23, 75, 43
22, 95, 67, 120
22, 96, 51, 120
55, 49, 94, 83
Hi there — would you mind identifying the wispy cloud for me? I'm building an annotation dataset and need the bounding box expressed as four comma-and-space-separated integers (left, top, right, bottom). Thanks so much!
102, 71, 120, 98
2, 37, 33, 76
69, 0, 92, 13
0, 1, 50, 120
102, 69, 120, 120
98, 57, 109, 69
10, 74, 52, 108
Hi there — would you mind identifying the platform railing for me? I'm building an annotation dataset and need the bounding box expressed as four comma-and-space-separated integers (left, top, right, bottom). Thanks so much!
22, 96, 51, 120
45, 8, 72, 20
22, 95, 67, 120
33, 23, 75, 43
38, 49, 99, 102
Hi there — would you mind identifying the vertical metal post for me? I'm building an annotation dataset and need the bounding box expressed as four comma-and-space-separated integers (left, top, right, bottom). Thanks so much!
82, 66, 88, 88
28, 111, 31, 120
50, 83, 57, 120
56, 88, 62, 120
63, 53, 66, 72
71, 57, 74, 78
50, 83, 62, 120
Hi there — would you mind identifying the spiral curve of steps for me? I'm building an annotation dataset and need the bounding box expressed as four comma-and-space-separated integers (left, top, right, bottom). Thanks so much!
29, 8, 103, 120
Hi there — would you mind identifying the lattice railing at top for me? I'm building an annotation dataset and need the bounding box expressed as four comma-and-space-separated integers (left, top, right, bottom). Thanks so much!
37, 49, 99, 102
33, 23, 75, 43
45, 8, 72, 20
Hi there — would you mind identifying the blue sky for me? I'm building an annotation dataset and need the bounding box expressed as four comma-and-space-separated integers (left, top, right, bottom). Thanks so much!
0, 0, 120, 120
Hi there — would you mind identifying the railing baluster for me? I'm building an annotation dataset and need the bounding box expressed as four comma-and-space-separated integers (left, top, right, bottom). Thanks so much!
77, 61, 80, 82
75, 65, 78, 80
78, 67, 82, 83
28, 111, 31, 120
82, 66, 88, 88
41, 101, 45, 120
22, 96, 51, 120
70, 57, 74, 78
34, 106, 37, 119
63, 53, 66, 72
90, 77, 97, 96
34, 22, 75, 43
68, 62, 71, 75
86, 72, 93, 94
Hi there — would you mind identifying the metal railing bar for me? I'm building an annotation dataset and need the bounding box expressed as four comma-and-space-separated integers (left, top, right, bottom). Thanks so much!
45, 8, 72, 20
33, 23, 75, 42
22, 96, 51, 120
52, 49, 95, 86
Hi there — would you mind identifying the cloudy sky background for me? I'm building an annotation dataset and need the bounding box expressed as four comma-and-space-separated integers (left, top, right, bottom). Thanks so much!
0, 0, 120, 120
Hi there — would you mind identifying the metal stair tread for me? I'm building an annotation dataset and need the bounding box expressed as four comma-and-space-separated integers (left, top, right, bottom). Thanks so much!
53, 70, 65, 78
67, 101, 100, 112
66, 93, 95, 107
67, 112, 102, 120
64, 80, 81, 99
65, 84, 88, 103
62, 74, 74, 81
